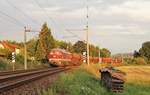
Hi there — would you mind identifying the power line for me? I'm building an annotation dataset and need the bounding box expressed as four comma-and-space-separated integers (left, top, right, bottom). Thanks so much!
35, 0, 85, 41
34, 0, 67, 31
0, 10, 25, 27
33, 0, 62, 38
46, 0, 68, 38
45, 0, 84, 41
62, 35, 77, 39
66, 29, 85, 40
33, 0, 57, 25
5, 0, 40, 26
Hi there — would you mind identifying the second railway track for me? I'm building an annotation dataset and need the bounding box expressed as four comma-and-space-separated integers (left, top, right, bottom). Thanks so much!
0, 67, 71, 93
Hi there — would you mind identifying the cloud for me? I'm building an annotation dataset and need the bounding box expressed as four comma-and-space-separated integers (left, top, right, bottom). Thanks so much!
90, 24, 149, 36
1, 0, 150, 54
103, 0, 150, 21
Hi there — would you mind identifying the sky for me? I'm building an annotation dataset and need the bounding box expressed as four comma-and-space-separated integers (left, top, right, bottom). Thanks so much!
0, 0, 150, 54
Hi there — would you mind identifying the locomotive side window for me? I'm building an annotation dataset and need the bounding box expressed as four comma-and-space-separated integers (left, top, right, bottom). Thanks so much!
49, 52, 54, 55
49, 51, 62, 55
56, 51, 61, 55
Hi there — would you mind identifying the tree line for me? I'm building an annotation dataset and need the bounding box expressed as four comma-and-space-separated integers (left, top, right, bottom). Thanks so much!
133, 41, 150, 64
0, 23, 111, 63
124, 41, 150, 64
26, 23, 111, 62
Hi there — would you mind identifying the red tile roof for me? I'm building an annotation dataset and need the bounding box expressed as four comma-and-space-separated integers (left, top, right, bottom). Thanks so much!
0, 41, 20, 52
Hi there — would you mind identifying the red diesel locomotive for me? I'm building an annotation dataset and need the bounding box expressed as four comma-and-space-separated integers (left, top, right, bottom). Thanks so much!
47, 49, 82, 66
47, 48, 122, 67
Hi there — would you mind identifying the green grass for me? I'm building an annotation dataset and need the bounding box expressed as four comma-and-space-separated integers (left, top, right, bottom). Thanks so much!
0, 58, 14, 70
42, 68, 150, 95
42, 70, 111, 95
0, 58, 8, 70
0, 58, 49, 71
123, 83, 150, 95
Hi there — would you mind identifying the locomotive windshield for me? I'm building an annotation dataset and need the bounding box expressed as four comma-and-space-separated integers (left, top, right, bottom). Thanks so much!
49, 50, 62, 55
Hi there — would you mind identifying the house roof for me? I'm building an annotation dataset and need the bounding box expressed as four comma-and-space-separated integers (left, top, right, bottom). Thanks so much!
0, 41, 20, 51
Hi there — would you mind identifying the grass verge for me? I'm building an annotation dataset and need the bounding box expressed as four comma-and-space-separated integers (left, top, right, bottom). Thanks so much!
42, 64, 150, 95
42, 69, 113, 95
0, 58, 11, 70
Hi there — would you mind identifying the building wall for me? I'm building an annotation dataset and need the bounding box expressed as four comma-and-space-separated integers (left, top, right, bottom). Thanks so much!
15, 48, 20, 54
0, 43, 4, 48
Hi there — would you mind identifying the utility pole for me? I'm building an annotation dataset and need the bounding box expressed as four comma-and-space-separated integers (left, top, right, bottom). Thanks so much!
24, 27, 28, 70
86, 0, 90, 65
24, 27, 39, 70
99, 49, 101, 64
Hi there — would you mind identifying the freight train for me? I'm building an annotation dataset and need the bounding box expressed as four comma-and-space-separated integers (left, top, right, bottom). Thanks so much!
47, 48, 122, 67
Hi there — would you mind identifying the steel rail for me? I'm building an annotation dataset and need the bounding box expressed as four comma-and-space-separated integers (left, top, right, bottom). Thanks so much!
0, 67, 61, 76
0, 67, 63, 83
0, 67, 70, 92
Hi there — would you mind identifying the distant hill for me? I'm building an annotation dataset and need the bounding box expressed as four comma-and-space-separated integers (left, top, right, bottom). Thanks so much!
112, 53, 133, 58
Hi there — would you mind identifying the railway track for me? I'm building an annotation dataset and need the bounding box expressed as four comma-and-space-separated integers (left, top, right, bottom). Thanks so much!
0, 67, 70, 94
0, 68, 51, 76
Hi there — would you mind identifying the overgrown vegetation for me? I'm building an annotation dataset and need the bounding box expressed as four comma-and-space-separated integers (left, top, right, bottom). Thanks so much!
0, 58, 9, 70
0, 57, 48, 71
124, 57, 147, 65
0, 48, 12, 58
42, 70, 113, 95
42, 65, 150, 95
133, 41, 150, 64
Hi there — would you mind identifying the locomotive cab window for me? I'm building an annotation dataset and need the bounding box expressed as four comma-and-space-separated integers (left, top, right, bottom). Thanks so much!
49, 52, 54, 55
55, 51, 62, 55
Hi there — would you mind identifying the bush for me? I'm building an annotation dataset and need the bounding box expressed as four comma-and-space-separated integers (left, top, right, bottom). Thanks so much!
0, 48, 12, 58
0, 58, 8, 70
133, 57, 147, 65
44, 70, 111, 95
124, 57, 147, 65
16, 54, 24, 64
124, 58, 134, 64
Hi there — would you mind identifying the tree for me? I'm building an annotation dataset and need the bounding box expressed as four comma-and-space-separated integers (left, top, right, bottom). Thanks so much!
56, 41, 68, 50
100, 48, 111, 57
133, 50, 141, 58
89, 45, 100, 57
73, 41, 86, 54
0, 48, 12, 59
55, 40, 74, 53
133, 57, 147, 65
27, 38, 38, 58
139, 41, 150, 62
67, 42, 74, 53
35, 23, 56, 61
